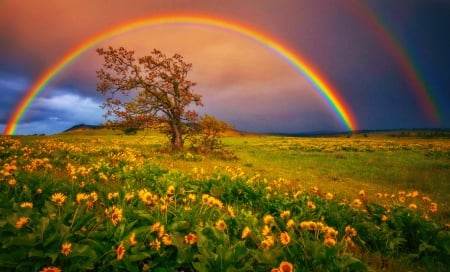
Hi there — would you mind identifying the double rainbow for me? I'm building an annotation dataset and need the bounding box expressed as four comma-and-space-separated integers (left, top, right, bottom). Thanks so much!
3, 15, 357, 135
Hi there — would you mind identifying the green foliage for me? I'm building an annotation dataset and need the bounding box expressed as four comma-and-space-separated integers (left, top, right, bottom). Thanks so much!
0, 135, 448, 271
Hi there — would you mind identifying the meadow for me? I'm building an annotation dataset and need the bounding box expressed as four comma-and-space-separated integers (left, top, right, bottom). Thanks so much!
0, 129, 449, 271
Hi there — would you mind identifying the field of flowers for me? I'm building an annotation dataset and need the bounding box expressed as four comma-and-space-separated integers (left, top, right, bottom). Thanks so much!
0, 134, 449, 271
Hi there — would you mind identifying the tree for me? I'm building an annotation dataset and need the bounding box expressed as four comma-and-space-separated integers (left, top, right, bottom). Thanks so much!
96, 46, 203, 151
190, 114, 234, 155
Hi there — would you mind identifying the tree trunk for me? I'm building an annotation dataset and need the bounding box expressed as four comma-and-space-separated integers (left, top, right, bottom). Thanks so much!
171, 123, 183, 151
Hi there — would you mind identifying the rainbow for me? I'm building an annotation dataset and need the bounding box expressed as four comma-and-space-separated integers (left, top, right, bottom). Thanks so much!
4, 15, 357, 135
345, 2, 441, 125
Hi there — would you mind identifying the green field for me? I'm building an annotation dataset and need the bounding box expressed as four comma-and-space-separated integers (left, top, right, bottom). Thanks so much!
1, 130, 449, 271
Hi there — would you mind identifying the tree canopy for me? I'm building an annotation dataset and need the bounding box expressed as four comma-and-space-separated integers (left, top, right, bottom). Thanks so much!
96, 46, 203, 151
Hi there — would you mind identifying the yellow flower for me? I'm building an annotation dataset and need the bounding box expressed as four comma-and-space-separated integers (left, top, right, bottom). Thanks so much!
422, 196, 432, 202
61, 242, 72, 256
307, 201, 316, 210
358, 190, 366, 198
20, 202, 33, 208
260, 236, 275, 251
325, 192, 334, 200
262, 225, 271, 236
430, 202, 438, 213
51, 192, 66, 206
162, 234, 172, 246
40, 266, 62, 272
263, 214, 274, 225
149, 239, 161, 250
280, 210, 291, 219
227, 205, 235, 218
408, 203, 417, 210
279, 232, 291, 245
241, 226, 251, 239
215, 219, 227, 231
166, 185, 175, 195
324, 237, 337, 247
8, 178, 17, 186
324, 226, 338, 240
381, 215, 388, 222
150, 222, 161, 233
352, 198, 362, 208
345, 226, 357, 237
36, 188, 43, 194
184, 233, 198, 245
109, 206, 123, 226
399, 197, 406, 203
129, 232, 137, 246
125, 192, 135, 202
116, 242, 125, 260
107, 192, 119, 200
286, 219, 295, 229
15, 217, 29, 229
279, 261, 294, 272
411, 190, 419, 198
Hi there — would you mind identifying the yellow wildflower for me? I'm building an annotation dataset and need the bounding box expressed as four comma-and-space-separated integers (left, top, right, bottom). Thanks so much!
129, 232, 137, 246
430, 202, 438, 213
162, 234, 172, 246
15, 217, 29, 229
408, 203, 417, 210
279, 232, 291, 245
149, 239, 161, 250
40, 266, 62, 272
61, 242, 72, 256
286, 219, 295, 229
280, 210, 291, 219
215, 219, 227, 231
166, 185, 175, 195
307, 201, 316, 210
20, 202, 33, 208
51, 192, 66, 206
184, 233, 198, 245
263, 214, 274, 225
324, 237, 337, 247
227, 205, 235, 218
279, 261, 294, 272
116, 242, 125, 260
241, 226, 251, 239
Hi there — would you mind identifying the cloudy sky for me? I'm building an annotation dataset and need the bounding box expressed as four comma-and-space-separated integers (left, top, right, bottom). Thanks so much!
1, 0, 449, 135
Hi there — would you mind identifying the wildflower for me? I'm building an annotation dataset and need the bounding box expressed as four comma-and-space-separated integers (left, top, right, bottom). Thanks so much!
307, 201, 316, 210
286, 219, 295, 229
376, 192, 383, 198
109, 206, 123, 226
201, 194, 209, 204
116, 242, 125, 260
324, 226, 338, 240
241, 226, 251, 239
324, 237, 337, 247
36, 188, 43, 194
86, 192, 98, 210
411, 190, 419, 198
51, 192, 67, 206
325, 192, 334, 200
150, 222, 161, 233
215, 219, 227, 231
15, 217, 29, 229
61, 242, 72, 256
8, 178, 17, 186
262, 225, 271, 236
352, 198, 362, 208
166, 185, 175, 195
263, 214, 274, 225
422, 196, 432, 202
40, 266, 62, 272
107, 192, 119, 200
160, 204, 167, 212
125, 192, 135, 202
358, 190, 366, 198
20, 202, 33, 208
184, 233, 198, 245
430, 202, 438, 213
227, 205, 235, 218
142, 264, 150, 271
149, 239, 161, 250
279, 261, 294, 272
408, 203, 417, 210
260, 236, 275, 251
345, 226, 357, 237
280, 210, 291, 219
399, 197, 405, 203
158, 225, 165, 238
188, 193, 196, 202
279, 232, 291, 245
162, 234, 172, 246
381, 215, 388, 222
76, 193, 88, 204
129, 232, 137, 246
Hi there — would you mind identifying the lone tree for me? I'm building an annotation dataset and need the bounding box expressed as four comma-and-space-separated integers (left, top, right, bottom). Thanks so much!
96, 46, 203, 151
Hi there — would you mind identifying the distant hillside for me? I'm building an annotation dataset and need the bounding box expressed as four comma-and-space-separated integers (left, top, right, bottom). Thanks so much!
63, 124, 101, 132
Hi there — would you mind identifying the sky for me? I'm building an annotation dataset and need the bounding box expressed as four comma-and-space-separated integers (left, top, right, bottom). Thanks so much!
1, 0, 449, 135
